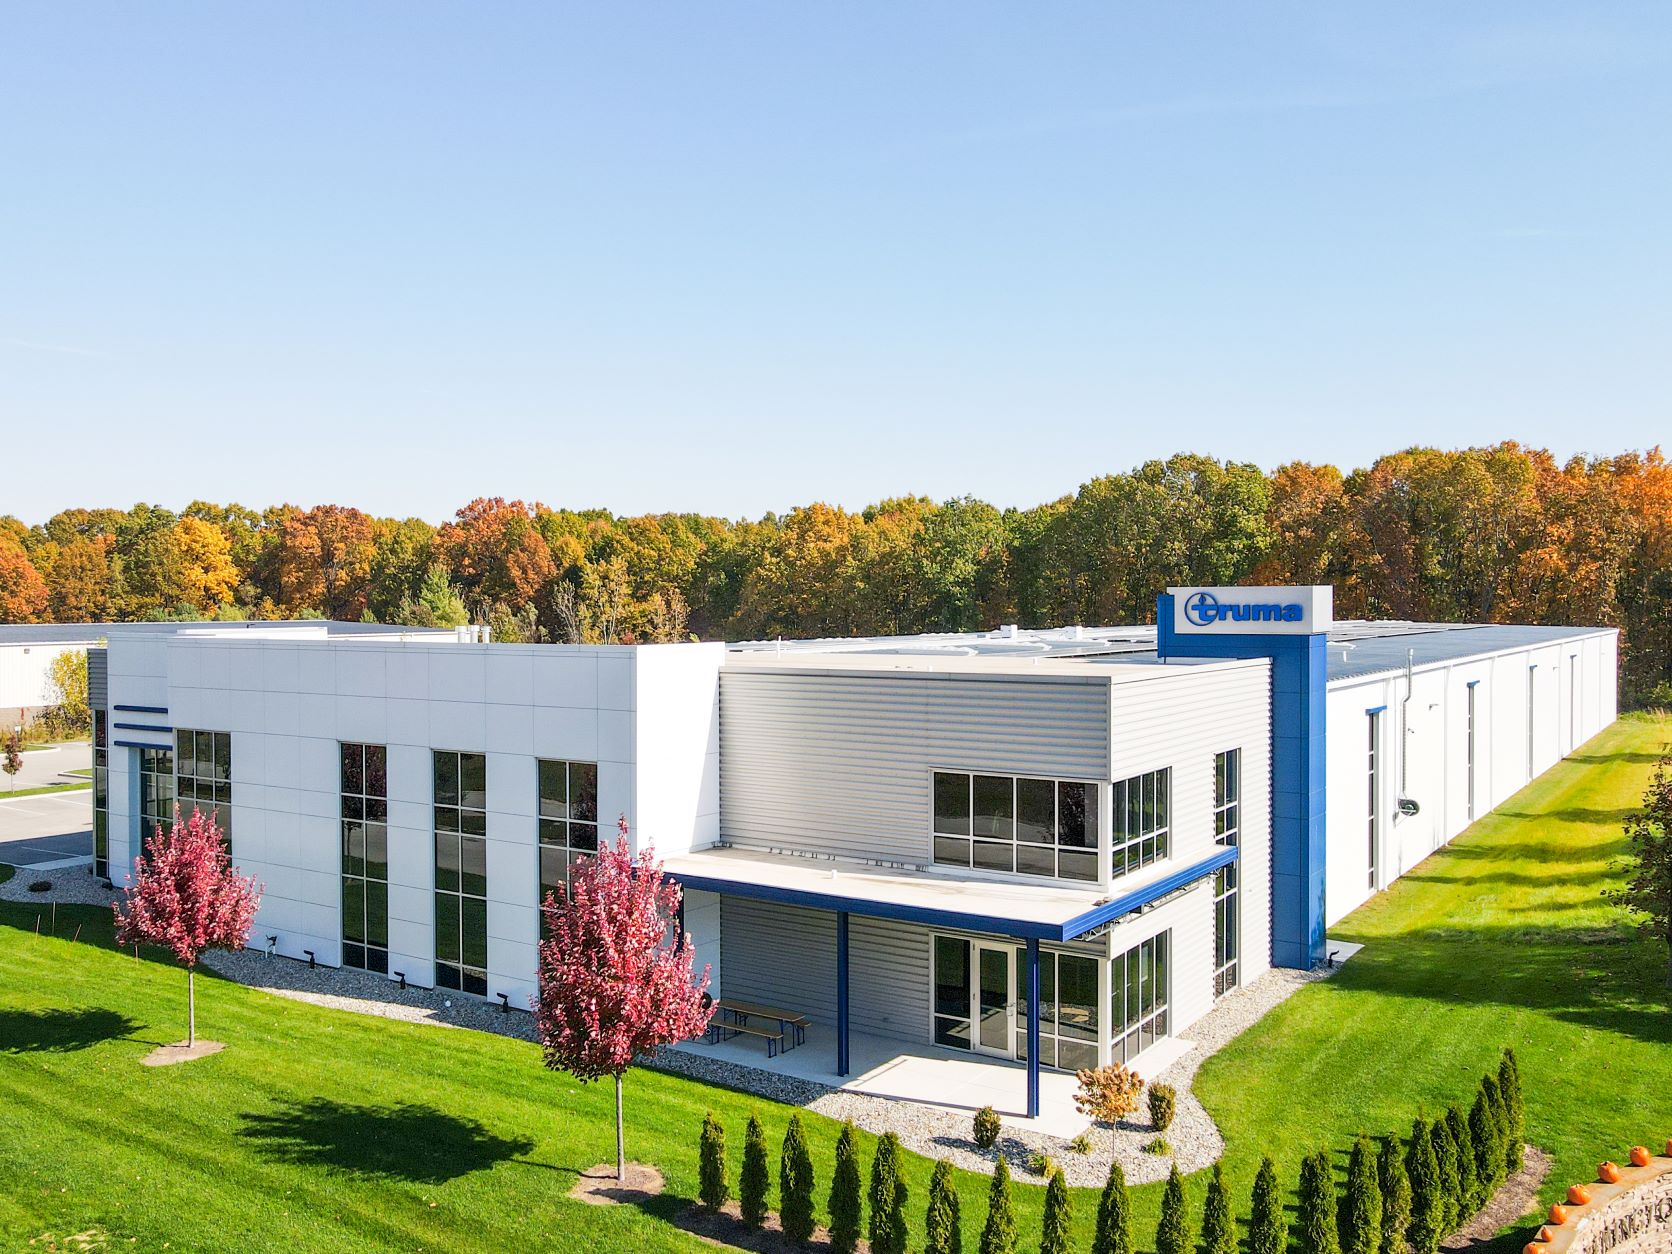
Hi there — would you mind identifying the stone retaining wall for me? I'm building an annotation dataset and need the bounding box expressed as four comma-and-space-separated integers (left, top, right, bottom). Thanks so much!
1526, 1146, 1672, 1254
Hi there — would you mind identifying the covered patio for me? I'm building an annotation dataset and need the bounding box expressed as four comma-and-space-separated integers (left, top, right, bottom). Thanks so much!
665, 844, 1235, 1120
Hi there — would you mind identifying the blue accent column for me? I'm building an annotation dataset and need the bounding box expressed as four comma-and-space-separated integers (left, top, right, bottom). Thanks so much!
836, 910, 850, 1077
1025, 938, 1040, 1119
1157, 593, 1328, 970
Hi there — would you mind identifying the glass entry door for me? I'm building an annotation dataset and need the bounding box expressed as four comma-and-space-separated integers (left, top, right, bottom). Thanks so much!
974, 943, 1014, 1056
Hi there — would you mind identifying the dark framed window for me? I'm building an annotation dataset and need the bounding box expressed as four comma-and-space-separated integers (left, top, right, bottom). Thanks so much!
137, 745, 174, 857
1213, 749, 1240, 998
932, 935, 972, 1050
1015, 948, 1099, 1072
341, 742, 389, 974
92, 710, 109, 879
537, 759, 599, 931
931, 771, 1098, 882
1111, 768, 1170, 878
175, 729, 232, 848
1111, 930, 1169, 1065
434, 750, 488, 995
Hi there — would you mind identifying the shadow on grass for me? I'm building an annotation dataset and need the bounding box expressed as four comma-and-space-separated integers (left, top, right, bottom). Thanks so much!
238, 1098, 535, 1183
1495, 807, 1638, 828
0, 1006, 140, 1053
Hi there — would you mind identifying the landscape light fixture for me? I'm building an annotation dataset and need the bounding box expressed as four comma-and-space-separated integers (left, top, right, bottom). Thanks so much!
393, 971, 407, 990
303, 949, 316, 969
497, 992, 510, 1013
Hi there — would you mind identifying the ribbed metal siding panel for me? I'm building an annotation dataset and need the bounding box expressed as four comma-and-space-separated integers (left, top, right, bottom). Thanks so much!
87, 647, 108, 710
720, 671, 1110, 863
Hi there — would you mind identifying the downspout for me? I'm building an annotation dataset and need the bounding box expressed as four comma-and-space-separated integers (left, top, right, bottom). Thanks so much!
1400, 649, 1414, 803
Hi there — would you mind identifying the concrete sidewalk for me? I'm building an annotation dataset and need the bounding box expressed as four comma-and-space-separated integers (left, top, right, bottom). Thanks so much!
0, 790, 93, 868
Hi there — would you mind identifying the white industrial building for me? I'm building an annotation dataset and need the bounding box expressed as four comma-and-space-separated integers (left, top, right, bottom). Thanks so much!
80, 587, 1616, 1119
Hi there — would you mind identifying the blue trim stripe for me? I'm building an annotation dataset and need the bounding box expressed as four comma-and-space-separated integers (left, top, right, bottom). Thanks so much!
114, 722, 172, 733
114, 738, 171, 749
114, 704, 168, 714
669, 848, 1236, 943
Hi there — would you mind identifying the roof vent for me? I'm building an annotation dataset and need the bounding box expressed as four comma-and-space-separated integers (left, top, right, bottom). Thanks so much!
995, 624, 1019, 639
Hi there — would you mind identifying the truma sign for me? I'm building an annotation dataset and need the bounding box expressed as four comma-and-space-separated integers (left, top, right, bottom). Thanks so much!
1169, 586, 1332, 636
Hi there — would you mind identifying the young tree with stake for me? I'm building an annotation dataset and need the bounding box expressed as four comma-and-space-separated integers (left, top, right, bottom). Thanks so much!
532, 818, 712, 1180
1608, 752, 1672, 987
113, 806, 261, 1049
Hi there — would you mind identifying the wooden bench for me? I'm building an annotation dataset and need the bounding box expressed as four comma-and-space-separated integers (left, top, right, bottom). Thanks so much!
716, 998, 809, 1049
708, 1017, 788, 1058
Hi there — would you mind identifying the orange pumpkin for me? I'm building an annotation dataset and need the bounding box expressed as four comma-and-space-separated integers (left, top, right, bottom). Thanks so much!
1631, 1145, 1652, 1167
1548, 1202, 1570, 1225
1523, 1243, 1547, 1254
1537, 1226, 1557, 1242
1598, 1161, 1621, 1184
1568, 1183, 1592, 1205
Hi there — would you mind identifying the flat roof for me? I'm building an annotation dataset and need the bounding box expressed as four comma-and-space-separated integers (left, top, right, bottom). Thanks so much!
0, 620, 450, 646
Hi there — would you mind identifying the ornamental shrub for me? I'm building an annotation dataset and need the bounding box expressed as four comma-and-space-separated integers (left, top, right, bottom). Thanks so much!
1470, 1089, 1504, 1202
740, 1115, 770, 1227
1481, 1074, 1509, 1181
1377, 1134, 1412, 1254
1074, 1064, 1144, 1124
1405, 1116, 1442, 1254
698, 1112, 728, 1210
1156, 1163, 1192, 1254
1148, 1083, 1177, 1132
1200, 1162, 1236, 1254
1428, 1115, 1460, 1232
1344, 1135, 1383, 1254
978, 1156, 1017, 1254
974, 1105, 1002, 1149
1297, 1149, 1341, 1254
828, 1122, 863, 1254
1249, 1156, 1289, 1254
780, 1113, 816, 1245
1041, 1168, 1072, 1254
1092, 1160, 1134, 1254
1447, 1105, 1479, 1215
868, 1132, 909, 1254
926, 1158, 963, 1254
1498, 1048, 1525, 1171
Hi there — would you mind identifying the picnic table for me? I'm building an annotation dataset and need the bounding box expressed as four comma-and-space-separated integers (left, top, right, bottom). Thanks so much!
706, 997, 810, 1058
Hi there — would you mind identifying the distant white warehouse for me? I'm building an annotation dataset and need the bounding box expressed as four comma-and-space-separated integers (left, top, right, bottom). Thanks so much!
85, 587, 1615, 1117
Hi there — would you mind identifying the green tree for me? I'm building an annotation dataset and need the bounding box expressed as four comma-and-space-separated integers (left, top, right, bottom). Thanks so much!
1498, 1049, 1526, 1171
1470, 1089, 1504, 1203
394, 564, 469, 628
779, 1113, 815, 1245
698, 1112, 728, 1210
1155, 1163, 1192, 1254
1249, 1156, 1288, 1254
1609, 755, 1672, 989
925, 1157, 963, 1254
43, 649, 90, 738
1343, 1136, 1383, 1254
1406, 1117, 1442, 1254
1091, 1160, 1134, 1254
1200, 1162, 1235, 1254
1298, 1150, 1341, 1254
978, 1157, 1017, 1254
1428, 1115, 1460, 1232
1446, 1105, 1479, 1214
868, 1131, 908, 1254
1041, 1168, 1071, 1254
1377, 1135, 1412, 1254
740, 1115, 770, 1228
828, 1122, 863, 1254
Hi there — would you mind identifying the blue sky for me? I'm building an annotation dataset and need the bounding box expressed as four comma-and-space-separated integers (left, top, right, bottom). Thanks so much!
2, 3, 1668, 523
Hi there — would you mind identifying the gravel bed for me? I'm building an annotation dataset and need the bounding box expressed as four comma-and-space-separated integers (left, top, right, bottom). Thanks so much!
0, 864, 119, 908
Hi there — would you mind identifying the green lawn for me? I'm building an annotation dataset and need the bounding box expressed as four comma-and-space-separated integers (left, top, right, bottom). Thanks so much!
1, 781, 93, 799
1, 716, 1667, 1252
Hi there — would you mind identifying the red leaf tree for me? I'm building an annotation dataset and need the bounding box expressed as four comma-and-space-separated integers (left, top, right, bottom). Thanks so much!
114, 806, 263, 1047
533, 817, 712, 1179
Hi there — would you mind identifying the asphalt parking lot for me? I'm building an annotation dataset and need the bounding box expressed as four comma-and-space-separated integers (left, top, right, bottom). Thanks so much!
0, 791, 93, 868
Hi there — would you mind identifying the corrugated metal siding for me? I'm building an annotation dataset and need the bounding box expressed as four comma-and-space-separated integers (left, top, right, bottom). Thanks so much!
720, 671, 1110, 864
87, 647, 108, 709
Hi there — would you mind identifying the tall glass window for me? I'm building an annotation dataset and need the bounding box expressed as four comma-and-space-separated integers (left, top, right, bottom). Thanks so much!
931, 772, 1098, 882
537, 759, 599, 930
1367, 711, 1381, 890
1465, 683, 1478, 822
434, 750, 488, 995
1110, 931, 1170, 1065
175, 729, 232, 847
137, 745, 174, 856
92, 710, 109, 879
1212, 749, 1240, 998
1110, 768, 1170, 878
341, 743, 389, 974
932, 935, 973, 1050
1015, 949, 1100, 1072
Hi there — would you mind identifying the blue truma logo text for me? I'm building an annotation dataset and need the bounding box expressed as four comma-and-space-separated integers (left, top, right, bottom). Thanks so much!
1183, 591, 1305, 627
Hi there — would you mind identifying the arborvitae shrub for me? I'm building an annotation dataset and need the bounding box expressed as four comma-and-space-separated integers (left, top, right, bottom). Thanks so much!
828, 1122, 863, 1254
926, 1158, 962, 1254
1406, 1117, 1442, 1254
1249, 1156, 1289, 1254
1447, 1104, 1479, 1215
1041, 1168, 1072, 1254
978, 1157, 1017, 1254
1155, 1163, 1192, 1254
1481, 1074, 1509, 1182
698, 1112, 728, 1211
1428, 1115, 1460, 1233
1498, 1049, 1525, 1172
868, 1132, 909, 1254
1298, 1149, 1341, 1254
1470, 1089, 1504, 1202
1148, 1083, 1177, 1132
1092, 1160, 1134, 1254
1377, 1134, 1412, 1254
740, 1115, 770, 1228
1344, 1135, 1383, 1254
1201, 1162, 1236, 1254
973, 1105, 1002, 1149
779, 1113, 816, 1245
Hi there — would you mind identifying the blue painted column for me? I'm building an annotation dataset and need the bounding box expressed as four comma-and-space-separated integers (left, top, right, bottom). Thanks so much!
1157, 593, 1329, 970
836, 910, 850, 1077
1025, 937, 1040, 1119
